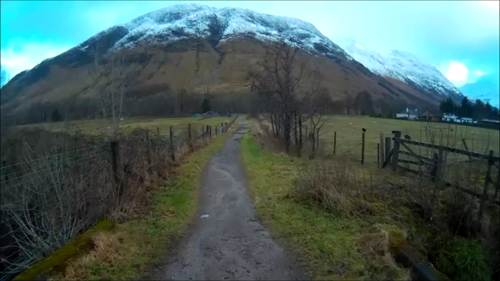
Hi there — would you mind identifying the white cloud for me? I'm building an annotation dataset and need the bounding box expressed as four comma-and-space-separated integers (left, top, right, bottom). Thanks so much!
440, 61, 469, 87
438, 62, 490, 87
0, 42, 71, 81
479, 0, 500, 10
473, 70, 484, 76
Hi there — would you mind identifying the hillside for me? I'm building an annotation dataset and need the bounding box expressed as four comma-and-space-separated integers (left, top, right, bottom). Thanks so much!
1, 4, 452, 123
336, 39, 463, 100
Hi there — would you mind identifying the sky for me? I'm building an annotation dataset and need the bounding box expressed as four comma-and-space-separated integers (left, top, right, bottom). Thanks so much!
1, 1, 499, 88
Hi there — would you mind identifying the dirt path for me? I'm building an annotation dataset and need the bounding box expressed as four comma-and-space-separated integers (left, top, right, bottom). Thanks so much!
154, 119, 306, 280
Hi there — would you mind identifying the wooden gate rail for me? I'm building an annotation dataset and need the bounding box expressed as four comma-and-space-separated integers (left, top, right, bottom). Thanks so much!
380, 131, 500, 209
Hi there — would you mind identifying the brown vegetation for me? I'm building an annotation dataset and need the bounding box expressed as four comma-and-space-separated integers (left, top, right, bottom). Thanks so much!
0, 115, 237, 280
250, 114, 499, 281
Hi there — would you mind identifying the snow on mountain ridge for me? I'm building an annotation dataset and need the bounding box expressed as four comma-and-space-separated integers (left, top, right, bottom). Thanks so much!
338, 39, 462, 98
102, 4, 352, 62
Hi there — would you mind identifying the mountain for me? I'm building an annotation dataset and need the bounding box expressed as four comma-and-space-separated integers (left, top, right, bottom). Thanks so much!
459, 74, 500, 107
337, 39, 463, 99
0, 66, 8, 88
1, 4, 449, 123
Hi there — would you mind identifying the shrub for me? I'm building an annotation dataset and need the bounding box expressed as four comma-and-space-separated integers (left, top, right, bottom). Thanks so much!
355, 225, 410, 281
434, 238, 490, 281
292, 160, 366, 215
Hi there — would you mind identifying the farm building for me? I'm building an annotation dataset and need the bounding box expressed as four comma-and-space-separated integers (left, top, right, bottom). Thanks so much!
419, 111, 439, 121
395, 108, 418, 120
459, 117, 476, 124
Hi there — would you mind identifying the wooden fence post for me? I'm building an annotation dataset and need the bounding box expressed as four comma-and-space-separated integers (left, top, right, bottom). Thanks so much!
385, 137, 392, 162
436, 147, 445, 184
494, 167, 500, 199
391, 131, 401, 171
361, 128, 366, 165
146, 130, 152, 174
478, 150, 494, 222
430, 151, 439, 182
188, 123, 193, 152
110, 141, 124, 197
209, 125, 212, 138
215, 125, 218, 137
169, 126, 175, 162
157, 127, 160, 136
377, 143, 380, 168
333, 131, 337, 155
461, 138, 472, 161
379, 133, 385, 165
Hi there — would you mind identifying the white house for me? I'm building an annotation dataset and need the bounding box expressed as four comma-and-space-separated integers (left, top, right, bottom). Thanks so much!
396, 108, 418, 120
442, 113, 458, 122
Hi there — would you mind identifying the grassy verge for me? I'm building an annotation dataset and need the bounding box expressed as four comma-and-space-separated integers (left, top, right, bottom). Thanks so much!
240, 133, 409, 281
50, 127, 238, 280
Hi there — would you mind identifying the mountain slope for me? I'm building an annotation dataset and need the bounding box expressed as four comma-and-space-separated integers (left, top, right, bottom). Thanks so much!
337, 39, 463, 99
2, 4, 446, 123
460, 74, 500, 107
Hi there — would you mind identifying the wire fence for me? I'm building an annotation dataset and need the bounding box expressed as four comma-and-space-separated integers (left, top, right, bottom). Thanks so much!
0, 116, 239, 281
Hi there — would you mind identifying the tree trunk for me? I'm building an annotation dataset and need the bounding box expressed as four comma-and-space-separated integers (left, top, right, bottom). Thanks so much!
284, 114, 292, 153
310, 131, 316, 159
297, 115, 302, 157
270, 114, 276, 137
316, 128, 320, 151
294, 113, 299, 148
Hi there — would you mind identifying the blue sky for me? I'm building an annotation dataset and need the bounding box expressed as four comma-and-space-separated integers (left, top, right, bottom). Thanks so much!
1, 1, 499, 88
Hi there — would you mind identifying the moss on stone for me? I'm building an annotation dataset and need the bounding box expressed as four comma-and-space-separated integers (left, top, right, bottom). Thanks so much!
14, 220, 115, 281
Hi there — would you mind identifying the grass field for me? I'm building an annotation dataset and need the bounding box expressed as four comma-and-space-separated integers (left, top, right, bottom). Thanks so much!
241, 131, 410, 280
315, 115, 499, 166
15, 116, 233, 136
246, 116, 498, 280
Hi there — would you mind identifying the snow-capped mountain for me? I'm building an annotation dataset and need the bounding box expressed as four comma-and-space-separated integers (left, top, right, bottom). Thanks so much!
3, 4, 456, 121
337, 39, 462, 98
459, 74, 500, 107
78, 4, 352, 63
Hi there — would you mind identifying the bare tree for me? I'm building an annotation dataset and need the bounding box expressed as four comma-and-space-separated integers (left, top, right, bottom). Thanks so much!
87, 45, 130, 138
303, 69, 329, 159
249, 39, 306, 153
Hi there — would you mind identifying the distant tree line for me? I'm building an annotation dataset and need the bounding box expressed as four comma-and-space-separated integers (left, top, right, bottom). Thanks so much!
0, 86, 416, 126
439, 96, 500, 120
0, 90, 252, 126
